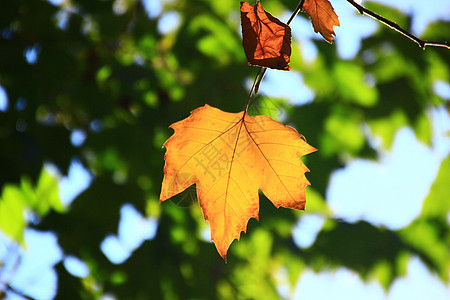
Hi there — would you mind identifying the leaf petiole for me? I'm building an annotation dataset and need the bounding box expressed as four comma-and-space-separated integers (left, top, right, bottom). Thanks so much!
245, 67, 264, 112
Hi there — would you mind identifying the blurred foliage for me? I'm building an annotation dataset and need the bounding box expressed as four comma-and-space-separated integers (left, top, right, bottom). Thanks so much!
0, 0, 449, 299
0, 167, 63, 246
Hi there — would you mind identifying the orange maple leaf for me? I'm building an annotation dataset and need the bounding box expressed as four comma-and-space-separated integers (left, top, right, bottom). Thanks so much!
303, 0, 340, 43
240, 1, 292, 70
160, 105, 316, 258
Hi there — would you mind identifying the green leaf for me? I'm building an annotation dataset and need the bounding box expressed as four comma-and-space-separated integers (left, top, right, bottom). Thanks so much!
422, 154, 450, 219
400, 220, 449, 281
367, 110, 409, 149
0, 185, 26, 245
321, 106, 365, 156
333, 61, 378, 107
0, 168, 63, 244
35, 169, 64, 213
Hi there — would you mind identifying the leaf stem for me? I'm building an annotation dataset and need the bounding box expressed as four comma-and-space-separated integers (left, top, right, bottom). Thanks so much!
346, 0, 450, 50
247, 0, 306, 108
245, 67, 263, 112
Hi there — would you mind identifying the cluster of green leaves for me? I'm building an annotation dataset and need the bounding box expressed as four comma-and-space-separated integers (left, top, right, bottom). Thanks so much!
0, 0, 449, 299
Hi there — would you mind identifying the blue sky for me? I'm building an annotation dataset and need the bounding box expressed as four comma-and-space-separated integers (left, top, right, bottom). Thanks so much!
1, 0, 450, 299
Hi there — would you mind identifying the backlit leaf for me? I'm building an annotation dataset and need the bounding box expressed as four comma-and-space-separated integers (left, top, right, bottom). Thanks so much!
0, 185, 26, 245
303, 0, 340, 43
240, 1, 292, 70
0, 168, 63, 245
160, 105, 316, 258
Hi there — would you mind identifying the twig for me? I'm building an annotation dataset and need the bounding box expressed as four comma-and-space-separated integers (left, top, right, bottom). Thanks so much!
346, 0, 450, 50
287, 0, 306, 25
0, 280, 36, 300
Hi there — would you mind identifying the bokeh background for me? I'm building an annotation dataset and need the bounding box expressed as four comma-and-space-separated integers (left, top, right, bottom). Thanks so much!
0, 0, 449, 299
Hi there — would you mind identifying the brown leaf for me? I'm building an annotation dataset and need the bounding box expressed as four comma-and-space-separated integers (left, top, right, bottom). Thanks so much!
240, 1, 292, 70
303, 0, 340, 43
160, 105, 316, 258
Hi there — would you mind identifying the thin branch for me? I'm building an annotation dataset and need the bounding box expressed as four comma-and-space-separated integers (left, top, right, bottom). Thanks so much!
0, 280, 36, 300
346, 0, 450, 50
287, 0, 306, 26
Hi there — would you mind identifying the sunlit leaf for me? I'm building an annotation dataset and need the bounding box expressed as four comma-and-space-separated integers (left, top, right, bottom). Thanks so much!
0, 185, 26, 244
422, 154, 450, 219
240, 1, 292, 70
160, 105, 316, 258
303, 0, 340, 43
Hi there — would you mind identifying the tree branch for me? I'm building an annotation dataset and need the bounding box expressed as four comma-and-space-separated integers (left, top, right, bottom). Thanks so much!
0, 280, 36, 300
346, 0, 450, 50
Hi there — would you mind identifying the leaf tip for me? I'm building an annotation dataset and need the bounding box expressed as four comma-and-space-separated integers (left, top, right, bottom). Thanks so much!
215, 242, 230, 261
